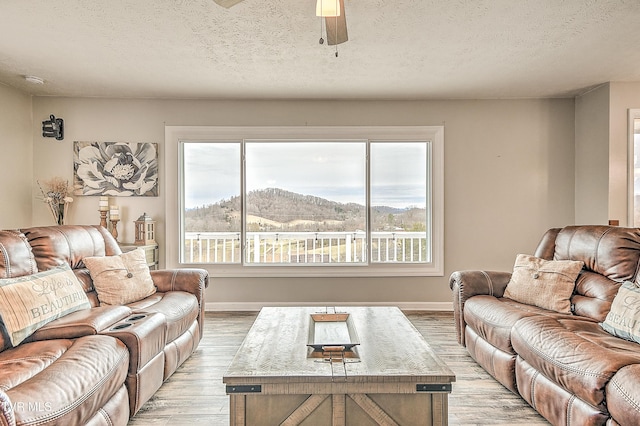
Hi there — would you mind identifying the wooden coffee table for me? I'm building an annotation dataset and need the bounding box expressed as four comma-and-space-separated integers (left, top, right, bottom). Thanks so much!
224, 306, 455, 425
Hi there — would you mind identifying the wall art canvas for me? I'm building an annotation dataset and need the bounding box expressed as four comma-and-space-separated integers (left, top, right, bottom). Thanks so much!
73, 141, 158, 196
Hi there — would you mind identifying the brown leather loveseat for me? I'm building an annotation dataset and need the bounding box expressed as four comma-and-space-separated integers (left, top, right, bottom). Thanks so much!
451, 225, 640, 425
0, 225, 208, 425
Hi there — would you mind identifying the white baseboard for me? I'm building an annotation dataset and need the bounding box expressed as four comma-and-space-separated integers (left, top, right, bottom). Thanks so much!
205, 301, 452, 312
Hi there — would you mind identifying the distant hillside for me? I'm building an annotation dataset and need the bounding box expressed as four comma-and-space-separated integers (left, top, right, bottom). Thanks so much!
185, 188, 425, 232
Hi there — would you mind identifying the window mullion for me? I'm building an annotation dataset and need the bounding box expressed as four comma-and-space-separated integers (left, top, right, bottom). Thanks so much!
366, 139, 371, 265
241, 140, 247, 266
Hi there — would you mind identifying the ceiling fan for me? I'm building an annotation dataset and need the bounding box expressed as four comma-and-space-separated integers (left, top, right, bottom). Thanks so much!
212, 0, 348, 46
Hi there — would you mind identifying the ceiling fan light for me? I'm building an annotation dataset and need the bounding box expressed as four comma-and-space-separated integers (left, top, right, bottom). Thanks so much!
316, 0, 340, 17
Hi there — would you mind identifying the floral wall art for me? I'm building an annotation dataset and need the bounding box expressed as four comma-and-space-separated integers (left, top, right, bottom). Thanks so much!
73, 142, 158, 196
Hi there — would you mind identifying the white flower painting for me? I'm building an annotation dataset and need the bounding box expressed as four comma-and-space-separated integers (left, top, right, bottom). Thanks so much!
73, 142, 158, 196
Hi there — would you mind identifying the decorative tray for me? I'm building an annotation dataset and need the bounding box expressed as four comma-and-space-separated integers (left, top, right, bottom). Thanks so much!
307, 312, 360, 352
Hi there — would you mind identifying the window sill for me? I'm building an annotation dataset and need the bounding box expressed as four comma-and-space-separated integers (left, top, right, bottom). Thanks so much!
177, 262, 444, 278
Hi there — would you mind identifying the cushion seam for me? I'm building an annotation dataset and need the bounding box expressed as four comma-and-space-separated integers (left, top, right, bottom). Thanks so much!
566, 394, 576, 426
610, 376, 640, 412
98, 407, 114, 426
530, 368, 539, 410
594, 228, 612, 275
0, 355, 58, 366
0, 243, 9, 278
480, 271, 493, 297
516, 333, 608, 379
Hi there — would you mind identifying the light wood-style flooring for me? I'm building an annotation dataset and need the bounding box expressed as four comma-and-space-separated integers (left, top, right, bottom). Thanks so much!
128, 311, 549, 425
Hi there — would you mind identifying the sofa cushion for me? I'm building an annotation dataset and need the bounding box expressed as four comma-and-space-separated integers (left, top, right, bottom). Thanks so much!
511, 316, 640, 410
600, 281, 640, 343
553, 226, 640, 282
84, 248, 156, 305
127, 291, 199, 343
21, 225, 121, 272
0, 264, 91, 346
463, 295, 550, 354
0, 335, 128, 425
503, 254, 583, 314
572, 270, 622, 322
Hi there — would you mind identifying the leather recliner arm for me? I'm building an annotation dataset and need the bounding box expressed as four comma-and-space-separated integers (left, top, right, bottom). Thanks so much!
150, 268, 209, 296
150, 269, 209, 335
449, 270, 512, 346
25, 305, 132, 342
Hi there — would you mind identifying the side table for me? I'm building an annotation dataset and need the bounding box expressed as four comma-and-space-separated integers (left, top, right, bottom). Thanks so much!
119, 243, 159, 270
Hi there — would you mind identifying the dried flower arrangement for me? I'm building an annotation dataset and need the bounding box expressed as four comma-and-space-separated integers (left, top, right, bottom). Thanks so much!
37, 177, 73, 225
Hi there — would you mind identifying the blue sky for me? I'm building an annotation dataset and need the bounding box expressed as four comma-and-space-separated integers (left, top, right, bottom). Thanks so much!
183, 141, 427, 209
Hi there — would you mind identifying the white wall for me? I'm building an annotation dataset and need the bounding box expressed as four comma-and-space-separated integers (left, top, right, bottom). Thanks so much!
574, 84, 610, 225
0, 84, 32, 229
609, 82, 640, 225
30, 97, 576, 308
574, 82, 640, 227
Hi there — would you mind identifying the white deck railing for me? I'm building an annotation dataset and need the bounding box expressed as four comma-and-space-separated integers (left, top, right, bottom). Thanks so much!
183, 231, 428, 264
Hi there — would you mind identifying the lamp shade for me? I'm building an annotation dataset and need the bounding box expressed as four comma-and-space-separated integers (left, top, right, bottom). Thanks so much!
316, 0, 340, 17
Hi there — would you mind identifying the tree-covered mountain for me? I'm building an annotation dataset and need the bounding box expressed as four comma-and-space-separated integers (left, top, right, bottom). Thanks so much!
184, 188, 425, 233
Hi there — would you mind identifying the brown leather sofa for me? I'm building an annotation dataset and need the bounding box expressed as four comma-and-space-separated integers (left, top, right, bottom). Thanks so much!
0, 225, 208, 426
450, 225, 640, 426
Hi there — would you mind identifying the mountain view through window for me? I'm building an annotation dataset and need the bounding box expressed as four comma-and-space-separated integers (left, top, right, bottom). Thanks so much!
181, 140, 429, 265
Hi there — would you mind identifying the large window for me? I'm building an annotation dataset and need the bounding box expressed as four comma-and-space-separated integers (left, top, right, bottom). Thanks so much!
630, 110, 640, 226
169, 126, 443, 277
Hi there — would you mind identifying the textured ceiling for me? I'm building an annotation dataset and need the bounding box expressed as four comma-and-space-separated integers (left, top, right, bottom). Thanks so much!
0, 0, 639, 100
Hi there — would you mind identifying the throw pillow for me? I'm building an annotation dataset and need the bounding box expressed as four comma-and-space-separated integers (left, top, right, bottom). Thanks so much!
0, 264, 91, 346
83, 248, 156, 305
600, 281, 640, 343
503, 254, 584, 314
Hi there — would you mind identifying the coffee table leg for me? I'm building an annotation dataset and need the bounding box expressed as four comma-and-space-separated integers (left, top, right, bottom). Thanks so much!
431, 393, 448, 426
229, 394, 246, 426
332, 394, 346, 426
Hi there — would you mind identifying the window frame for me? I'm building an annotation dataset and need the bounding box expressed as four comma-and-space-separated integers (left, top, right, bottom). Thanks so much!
628, 109, 640, 226
166, 126, 444, 277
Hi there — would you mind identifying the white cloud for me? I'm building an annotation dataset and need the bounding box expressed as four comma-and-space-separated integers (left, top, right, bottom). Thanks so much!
183, 141, 427, 209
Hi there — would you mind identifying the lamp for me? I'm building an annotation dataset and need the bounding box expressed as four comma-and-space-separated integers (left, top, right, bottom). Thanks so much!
316, 0, 340, 17
316, 0, 348, 55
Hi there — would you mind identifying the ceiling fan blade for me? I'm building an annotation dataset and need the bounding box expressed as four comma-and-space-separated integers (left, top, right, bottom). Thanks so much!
213, 0, 245, 8
325, 0, 348, 45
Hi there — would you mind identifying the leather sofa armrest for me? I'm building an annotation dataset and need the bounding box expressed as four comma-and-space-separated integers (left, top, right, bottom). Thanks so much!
0, 389, 15, 426
150, 269, 209, 335
449, 270, 512, 346
150, 269, 209, 298
25, 306, 132, 342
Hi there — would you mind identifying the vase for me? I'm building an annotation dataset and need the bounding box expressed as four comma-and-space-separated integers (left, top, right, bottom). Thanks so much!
57, 203, 65, 225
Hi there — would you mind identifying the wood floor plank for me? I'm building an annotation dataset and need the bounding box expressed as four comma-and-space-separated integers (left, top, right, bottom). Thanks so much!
128, 311, 549, 425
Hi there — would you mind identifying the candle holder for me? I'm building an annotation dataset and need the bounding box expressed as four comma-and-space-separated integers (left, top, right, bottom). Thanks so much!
99, 210, 108, 229
110, 219, 120, 242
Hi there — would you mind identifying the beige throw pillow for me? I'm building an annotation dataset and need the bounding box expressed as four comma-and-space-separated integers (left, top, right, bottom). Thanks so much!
503, 254, 584, 314
84, 248, 156, 305
600, 281, 640, 343
0, 264, 91, 346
